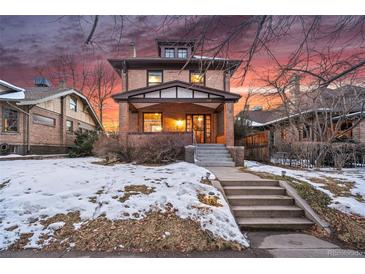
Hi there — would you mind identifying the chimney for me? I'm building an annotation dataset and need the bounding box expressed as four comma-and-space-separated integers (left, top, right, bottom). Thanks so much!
34, 76, 51, 87
129, 41, 136, 58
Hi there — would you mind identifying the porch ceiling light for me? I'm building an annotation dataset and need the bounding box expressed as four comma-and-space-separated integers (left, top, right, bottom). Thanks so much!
176, 120, 184, 127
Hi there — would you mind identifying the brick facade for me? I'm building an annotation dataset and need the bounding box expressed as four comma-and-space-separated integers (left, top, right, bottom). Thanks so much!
0, 94, 99, 155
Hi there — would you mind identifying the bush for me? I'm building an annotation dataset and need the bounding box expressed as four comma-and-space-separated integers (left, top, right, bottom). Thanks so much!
272, 141, 365, 169
92, 134, 184, 165
69, 130, 98, 158
132, 135, 185, 164
92, 134, 132, 163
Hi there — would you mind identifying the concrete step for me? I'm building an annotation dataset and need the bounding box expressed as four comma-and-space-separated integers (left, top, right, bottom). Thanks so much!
220, 180, 279, 187
197, 161, 235, 167
197, 152, 232, 157
224, 186, 286, 195
197, 147, 228, 151
197, 156, 233, 161
231, 205, 304, 218
227, 195, 294, 206
197, 144, 226, 147
237, 217, 313, 230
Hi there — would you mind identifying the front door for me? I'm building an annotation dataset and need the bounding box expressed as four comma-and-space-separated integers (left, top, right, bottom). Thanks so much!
189, 114, 211, 143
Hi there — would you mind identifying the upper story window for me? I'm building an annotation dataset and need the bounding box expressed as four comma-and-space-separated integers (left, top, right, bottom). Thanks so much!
190, 71, 205, 86
177, 48, 188, 58
69, 97, 77, 111
2, 108, 18, 133
148, 70, 163, 86
164, 48, 175, 58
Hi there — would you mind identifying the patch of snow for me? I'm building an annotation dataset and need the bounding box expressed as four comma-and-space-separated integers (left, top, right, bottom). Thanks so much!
0, 91, 25, 100
47, 222, 65, 231
0, 158, 249, 250
245, 160, 365, 217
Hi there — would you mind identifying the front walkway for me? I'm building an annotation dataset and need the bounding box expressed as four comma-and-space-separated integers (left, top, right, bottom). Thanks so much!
206, 166, 265, 181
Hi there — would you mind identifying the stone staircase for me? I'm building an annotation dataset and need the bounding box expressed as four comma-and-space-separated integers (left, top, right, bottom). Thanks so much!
195, 144, 235, 167
222, 179, 314, 230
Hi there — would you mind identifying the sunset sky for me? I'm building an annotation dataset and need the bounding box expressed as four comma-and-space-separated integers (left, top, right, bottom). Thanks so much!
0, 15, 363, 130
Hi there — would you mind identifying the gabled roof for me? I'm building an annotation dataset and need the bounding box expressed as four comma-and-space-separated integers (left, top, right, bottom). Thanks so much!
0, 80, 25, 100
19, 87, 103, 130
112, 80, 241, 103
0, 79, 103, 130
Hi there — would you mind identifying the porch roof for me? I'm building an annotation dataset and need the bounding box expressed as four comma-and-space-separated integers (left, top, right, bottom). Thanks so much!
112, 80, 241, 103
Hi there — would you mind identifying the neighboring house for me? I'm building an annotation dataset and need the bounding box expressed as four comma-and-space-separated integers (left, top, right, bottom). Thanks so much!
0, 79, 103, 155
109, 39, 241, 146
237, 85, 365, 161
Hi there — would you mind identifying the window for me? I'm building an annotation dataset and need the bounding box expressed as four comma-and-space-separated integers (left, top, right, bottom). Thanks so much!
143, 113, 162, 132
2, 108, 18, 132
190, 71, 205, 85
33, 114, 55, 127
177, 48, 188, 58
147, 71, 163, 86
66, 120, 73, 133
69, 97, 77, 111
164, 48, 175, 58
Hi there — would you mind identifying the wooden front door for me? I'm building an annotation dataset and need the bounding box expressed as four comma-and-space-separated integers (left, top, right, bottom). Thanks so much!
188, 114, 211, 143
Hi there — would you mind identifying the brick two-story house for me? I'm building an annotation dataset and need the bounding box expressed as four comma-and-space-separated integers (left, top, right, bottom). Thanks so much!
110, 40, 242, 146
0, 78, 103, 155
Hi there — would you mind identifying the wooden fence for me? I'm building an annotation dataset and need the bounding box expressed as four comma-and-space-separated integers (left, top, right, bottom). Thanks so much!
242, 131, 270, 162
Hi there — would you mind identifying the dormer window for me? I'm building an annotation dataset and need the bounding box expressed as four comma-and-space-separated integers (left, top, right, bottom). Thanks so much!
164, 48, 175, 58
177, 48, 188, 58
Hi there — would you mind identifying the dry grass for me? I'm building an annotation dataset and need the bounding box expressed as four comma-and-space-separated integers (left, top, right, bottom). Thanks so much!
11, 210, 243, 252
118, 185, 156, 203
198, 194, 223, 207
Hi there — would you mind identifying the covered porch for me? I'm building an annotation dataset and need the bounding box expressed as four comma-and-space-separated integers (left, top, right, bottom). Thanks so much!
112, 81, 240, 146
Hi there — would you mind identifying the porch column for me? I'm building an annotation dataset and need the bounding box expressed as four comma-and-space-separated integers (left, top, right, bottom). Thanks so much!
119, 102, 129, 141
224, 102, 234, 146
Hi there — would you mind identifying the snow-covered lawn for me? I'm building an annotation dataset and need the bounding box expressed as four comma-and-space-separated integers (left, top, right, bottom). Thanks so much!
0, 158, 248, 250
245, 161, 365, 217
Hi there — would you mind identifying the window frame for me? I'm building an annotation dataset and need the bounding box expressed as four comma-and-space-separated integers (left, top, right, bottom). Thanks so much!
189, 71, 205, 86
177, 48, 188, 58
66, 120, 74, 134
32, 113, 56, 127
69, 96, 77, 112
147, 70, 163, 87
164, 48, 175, 58
2, 107, 19, 133
142, 112, 163, 133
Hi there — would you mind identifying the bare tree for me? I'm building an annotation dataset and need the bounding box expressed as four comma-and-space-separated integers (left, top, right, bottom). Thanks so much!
88, 62, 117, 124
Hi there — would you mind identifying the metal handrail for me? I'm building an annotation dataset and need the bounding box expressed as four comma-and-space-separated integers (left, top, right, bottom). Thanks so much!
192, 129, 197, 162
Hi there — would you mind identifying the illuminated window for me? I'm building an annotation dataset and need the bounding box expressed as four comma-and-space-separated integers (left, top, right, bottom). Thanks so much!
2, 108, 18, 132
69, 97, 77, 111
177, 48, 188, 58
190, 72, 205, 85
164, 48, 175, 58
143, 113, 162, 132
147, 71, 163, 86
66, 120, 73, 133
